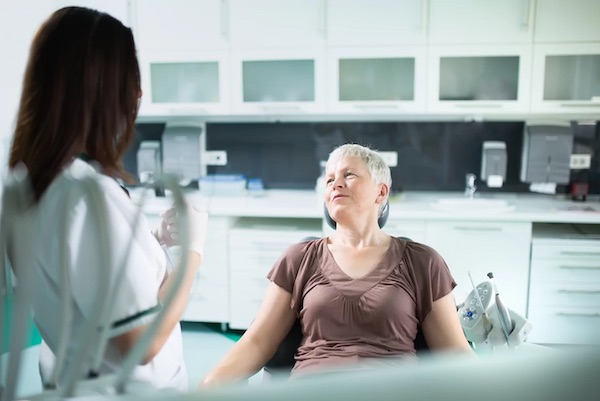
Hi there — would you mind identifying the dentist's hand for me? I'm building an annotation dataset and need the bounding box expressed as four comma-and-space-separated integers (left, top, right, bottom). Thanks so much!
153, 203, 208, 256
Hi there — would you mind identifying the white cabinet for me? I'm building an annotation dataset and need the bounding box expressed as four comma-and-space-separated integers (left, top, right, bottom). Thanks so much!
528, 224, 600, 345
52, 0, 131, 26
428, 0, 534, 45
182, 217, 230, 323
327, 46, 427, 114
382, 219, 427, 244
231, 49, 326, 114
135, 0, 229, 52
427, 45, 532, 114
228, 218, 322, 330
534, 0, 600, 43
138, 51, 231, 116
425, 221, 532, 316
326, 0, 427, 46
530, 44, 600, 114
228, 0, 325, 49
134, 0, 231, 117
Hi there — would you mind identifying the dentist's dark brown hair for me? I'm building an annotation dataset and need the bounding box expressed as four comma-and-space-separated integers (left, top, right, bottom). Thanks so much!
9, 6, 140, 201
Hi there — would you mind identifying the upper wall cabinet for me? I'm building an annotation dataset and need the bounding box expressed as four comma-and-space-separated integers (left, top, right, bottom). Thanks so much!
135, 0, 229, 52
427, 45, 532, 114
327, 46, 427, 114
53, 0, 131, 25
326, 0, 427, 46
228, 0, 326, 49
428, 0, 534, 44
535, 0, 600, 43
138, 51, 231, 116
530, 44, 600, 114
231, 49, 326, 114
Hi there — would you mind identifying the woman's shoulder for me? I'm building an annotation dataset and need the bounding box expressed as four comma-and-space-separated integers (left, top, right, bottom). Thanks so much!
391, 237, 447, 272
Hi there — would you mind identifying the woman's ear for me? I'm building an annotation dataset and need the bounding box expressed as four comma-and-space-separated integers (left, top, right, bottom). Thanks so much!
376, 183, 389, 204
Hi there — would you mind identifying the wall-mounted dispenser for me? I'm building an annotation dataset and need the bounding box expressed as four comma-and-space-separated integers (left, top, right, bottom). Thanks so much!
162, 122, 203, 185
520, 122, 573, 184
481, 141, 507, 188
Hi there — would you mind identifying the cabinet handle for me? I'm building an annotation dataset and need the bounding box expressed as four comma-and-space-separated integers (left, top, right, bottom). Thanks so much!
560, 251, 600, 257
556, 312, 600, 318
559, 265, 600, 270
353, 104, 400, 111
220, 0, 229, 40
453, 104, 503, 109
259, 105, 303, 113
168, 107, 209, 115
318, 0, 327, 38
524, 0, 535, 31
558, 289, 600, 295
420, 0, 429, 33
558, 103, 600, 108
453, 226, 503, 232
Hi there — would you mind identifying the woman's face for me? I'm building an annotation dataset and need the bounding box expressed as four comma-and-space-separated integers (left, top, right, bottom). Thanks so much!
324, 155, 384, 223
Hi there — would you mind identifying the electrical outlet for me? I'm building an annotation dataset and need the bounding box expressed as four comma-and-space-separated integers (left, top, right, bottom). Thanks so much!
570, 154, 591, 170
378, 151, 398, 167
204, 150, 227, 166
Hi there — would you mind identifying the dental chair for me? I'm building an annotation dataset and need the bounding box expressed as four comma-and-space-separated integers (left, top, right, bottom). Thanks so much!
263, 202, 431, 378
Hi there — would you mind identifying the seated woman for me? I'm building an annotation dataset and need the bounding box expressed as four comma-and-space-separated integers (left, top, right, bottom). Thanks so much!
201, 144, 473, 386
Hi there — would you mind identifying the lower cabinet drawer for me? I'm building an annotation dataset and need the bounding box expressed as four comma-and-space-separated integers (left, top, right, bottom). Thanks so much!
530, 259, 600, 283
527, 306, 600, 345
529, 282, 600, 308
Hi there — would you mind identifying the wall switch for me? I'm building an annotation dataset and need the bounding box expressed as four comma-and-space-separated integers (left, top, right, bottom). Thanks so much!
569, 154, 591, 169
378, 151, 398, 167
204, 150, 228, 166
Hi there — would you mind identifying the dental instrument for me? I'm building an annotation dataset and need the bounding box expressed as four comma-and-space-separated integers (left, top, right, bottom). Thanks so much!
487, 272, 514, 344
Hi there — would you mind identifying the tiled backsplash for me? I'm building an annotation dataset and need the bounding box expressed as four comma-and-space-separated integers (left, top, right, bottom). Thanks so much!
130, 120, 600, 195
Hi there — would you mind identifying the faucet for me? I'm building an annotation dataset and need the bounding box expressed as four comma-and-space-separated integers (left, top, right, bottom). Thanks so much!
465, 173, 477, 199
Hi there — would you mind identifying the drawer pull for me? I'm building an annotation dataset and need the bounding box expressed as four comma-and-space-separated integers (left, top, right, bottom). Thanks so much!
560, 251, 600, 257
557, 289, 600, 295
556, 312, 600, 318
453, 226, 502, 232
559, 265, 600, 271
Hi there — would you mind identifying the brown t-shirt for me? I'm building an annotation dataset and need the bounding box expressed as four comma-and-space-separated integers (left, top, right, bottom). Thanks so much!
266, 237, 456, 377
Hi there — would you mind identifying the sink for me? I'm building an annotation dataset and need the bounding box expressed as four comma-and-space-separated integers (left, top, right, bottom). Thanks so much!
430, 197, 515, 213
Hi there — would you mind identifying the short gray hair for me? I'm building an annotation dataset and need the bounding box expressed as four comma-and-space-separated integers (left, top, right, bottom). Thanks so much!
326, 143, 392, 196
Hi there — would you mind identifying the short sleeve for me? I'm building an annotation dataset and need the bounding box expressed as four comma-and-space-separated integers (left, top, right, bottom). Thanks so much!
267, 239, 319, 315
67, 177, 166, 337
404, 242, 457, 324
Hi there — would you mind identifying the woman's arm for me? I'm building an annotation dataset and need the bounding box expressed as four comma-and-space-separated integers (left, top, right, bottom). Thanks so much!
113, 204, 208, 364
200, 282, 297, 387
421, 292, 475, 354
112, 251, 201, 364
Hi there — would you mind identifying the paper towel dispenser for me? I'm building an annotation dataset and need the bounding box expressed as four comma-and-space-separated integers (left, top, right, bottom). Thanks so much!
481, 141, 507, 188
520, 122, 573, 184
162, 123, 203, 184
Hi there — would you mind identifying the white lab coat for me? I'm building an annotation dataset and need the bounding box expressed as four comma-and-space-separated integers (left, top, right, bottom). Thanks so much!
5, 159, 187, 390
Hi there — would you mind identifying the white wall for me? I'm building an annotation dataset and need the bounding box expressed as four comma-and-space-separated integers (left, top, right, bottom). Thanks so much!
0, 0, 53, 172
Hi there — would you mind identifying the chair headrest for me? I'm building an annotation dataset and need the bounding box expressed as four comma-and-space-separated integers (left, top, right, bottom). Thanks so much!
324, 201, 389, 230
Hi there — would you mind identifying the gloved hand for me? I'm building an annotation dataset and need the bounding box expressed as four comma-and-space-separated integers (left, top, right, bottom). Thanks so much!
153, 203, 208, 256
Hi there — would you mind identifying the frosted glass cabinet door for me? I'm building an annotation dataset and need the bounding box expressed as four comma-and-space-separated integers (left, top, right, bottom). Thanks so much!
232, 50, 326, 114
427, 45, 532, 114
138, 52, 231, 116
531, 44, 600, 114
327, 47, 427, 114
